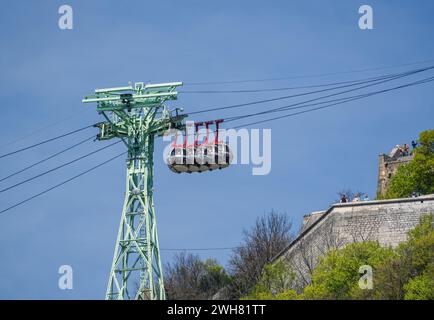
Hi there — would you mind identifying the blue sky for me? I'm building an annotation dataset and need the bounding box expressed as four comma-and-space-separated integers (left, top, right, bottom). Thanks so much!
0, 0, 433, 299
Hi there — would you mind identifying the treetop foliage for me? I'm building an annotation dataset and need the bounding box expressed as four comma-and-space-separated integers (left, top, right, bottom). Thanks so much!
244, 214, 434, 300
382, 129, 434, 199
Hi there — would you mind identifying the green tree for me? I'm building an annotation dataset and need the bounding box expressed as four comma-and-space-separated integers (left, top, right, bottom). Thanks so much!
302, 214, 434, 300
372, 214, 434, 299
239, 214, 434, 300
404, 268, 434, 300
242, 260, 298, 300
165, 253, 232, 299
229, 210, 293, 298
199, 259, 233, 296
382, 129, 434, 199
301, 242, 394, 300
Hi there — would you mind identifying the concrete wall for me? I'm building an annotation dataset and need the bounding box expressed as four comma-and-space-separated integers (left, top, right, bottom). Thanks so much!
274, 196, 434, 290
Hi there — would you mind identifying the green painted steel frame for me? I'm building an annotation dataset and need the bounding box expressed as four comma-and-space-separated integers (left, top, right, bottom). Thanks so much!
83, 82, 185, 300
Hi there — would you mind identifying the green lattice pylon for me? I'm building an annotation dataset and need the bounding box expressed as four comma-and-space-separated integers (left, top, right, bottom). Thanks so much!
83, 81, 186, 300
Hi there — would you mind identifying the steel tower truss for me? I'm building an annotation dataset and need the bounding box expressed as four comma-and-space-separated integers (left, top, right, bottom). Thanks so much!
83, 82, 186, 300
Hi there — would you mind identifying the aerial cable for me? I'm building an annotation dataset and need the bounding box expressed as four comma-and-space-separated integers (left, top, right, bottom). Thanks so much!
0, 152, 126, 215
184, 58, 434, 86
186, 74, 393, 115
227, 75, 434, 123
171, 76, 434, 136
0, 124, 95, 159
0, 140, 121, 194
178, 93, 379, 140
186, 66, 433, 116
223, 67, 434, 123
168, 74, 434, 141
225, 95, 373, 123
179, 73, 407, 94
0, 135, 95, 183
0, 109, 90, 149
231, 76, 434, 129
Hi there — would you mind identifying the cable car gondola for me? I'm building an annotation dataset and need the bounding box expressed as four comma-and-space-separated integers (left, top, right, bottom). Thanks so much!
166, 120, 232, 174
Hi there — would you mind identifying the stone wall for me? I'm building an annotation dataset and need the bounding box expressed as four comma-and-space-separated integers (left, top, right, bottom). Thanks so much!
273, 196, 434, 290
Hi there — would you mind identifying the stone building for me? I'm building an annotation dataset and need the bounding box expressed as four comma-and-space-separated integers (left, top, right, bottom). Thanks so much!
377, 145, 413, 196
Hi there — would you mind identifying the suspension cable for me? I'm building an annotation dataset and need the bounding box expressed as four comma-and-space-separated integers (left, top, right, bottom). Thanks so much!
0, 152, 126, 215
0, 124, 95, 159
0, 140, 121, 194
0, 135, 95, 183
